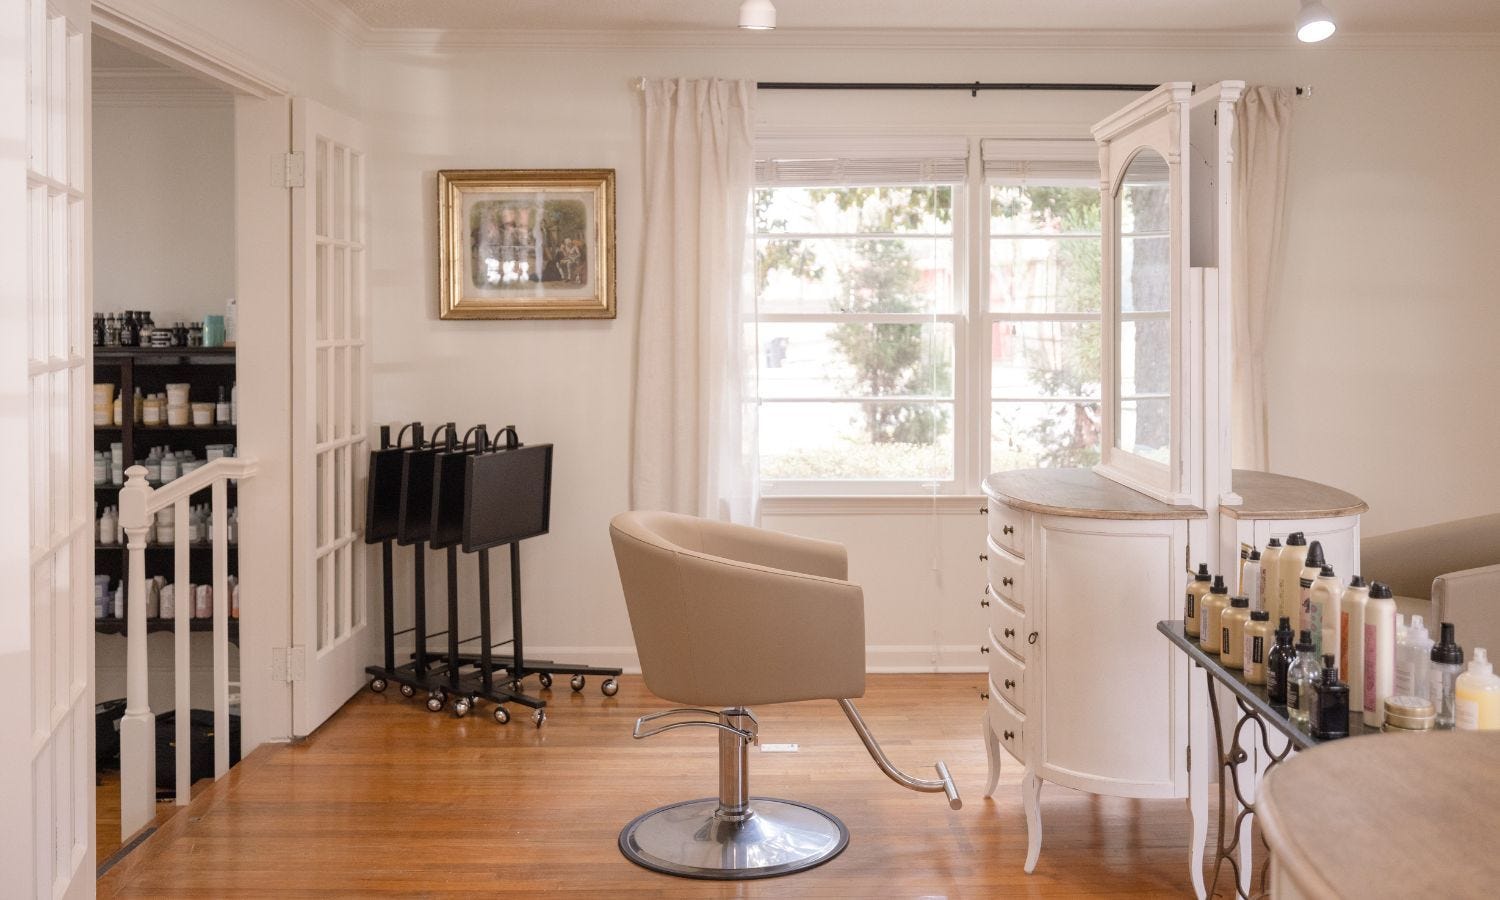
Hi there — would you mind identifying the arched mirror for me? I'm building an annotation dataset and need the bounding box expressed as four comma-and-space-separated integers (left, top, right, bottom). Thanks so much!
1113, 149, 1171, 464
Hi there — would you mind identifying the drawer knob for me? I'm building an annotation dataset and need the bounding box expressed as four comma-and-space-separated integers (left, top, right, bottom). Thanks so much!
1004, 628, 1015, 638
979, 506, 988, 515
979, 645, 990, 654
979, 691, 989, 701
1002, 525, 1015, 536
1004, 679, 1015, 690
1003, 730, 1015, 741
1002, 576, 1014, 587
980, 598, 990, 608
1028, 631, 1039, 645
979, 553, 988, 562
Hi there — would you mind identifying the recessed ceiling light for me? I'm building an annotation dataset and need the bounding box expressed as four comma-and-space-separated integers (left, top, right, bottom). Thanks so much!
739, 0, 776, 31
1296, 0, 1336, 43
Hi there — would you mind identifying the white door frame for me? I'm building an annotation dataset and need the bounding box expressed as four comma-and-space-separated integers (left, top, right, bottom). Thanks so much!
89, 7, 297, 753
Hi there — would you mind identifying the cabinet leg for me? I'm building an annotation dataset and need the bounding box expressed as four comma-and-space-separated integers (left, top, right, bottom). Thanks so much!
1021, 768, 1043, 874
1188, 664, 1209, 899
981, 711, 1002, 798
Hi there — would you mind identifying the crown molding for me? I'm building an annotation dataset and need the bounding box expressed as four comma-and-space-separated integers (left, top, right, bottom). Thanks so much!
93, 0, 290, 98
92, 67, 234, 107
345, 25, 1500, 54
286, 0, 373, 48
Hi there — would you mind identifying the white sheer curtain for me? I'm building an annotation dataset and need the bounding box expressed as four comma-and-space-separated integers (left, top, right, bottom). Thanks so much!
1232, 86, 1295, 470
631, 78, 759, 522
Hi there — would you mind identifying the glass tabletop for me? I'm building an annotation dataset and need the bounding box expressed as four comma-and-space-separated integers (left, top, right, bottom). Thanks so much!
1157, 620, 1380, 750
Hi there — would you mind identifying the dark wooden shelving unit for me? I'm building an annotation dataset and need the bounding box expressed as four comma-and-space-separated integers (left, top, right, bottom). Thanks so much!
94, 343, 238, 640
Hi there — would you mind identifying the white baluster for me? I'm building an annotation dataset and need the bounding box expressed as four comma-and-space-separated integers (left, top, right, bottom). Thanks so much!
117, 465, 157, 841
212, 479, 230, 777
174, 498, 191, 806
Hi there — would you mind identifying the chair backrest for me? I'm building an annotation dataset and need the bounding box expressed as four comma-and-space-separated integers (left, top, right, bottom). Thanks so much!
609, 511, 867, 708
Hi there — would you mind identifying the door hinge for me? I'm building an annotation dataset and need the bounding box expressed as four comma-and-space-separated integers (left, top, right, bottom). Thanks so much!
272, 646, 307, 682
1186, 745, 1191, 772
272, 151, 306, 188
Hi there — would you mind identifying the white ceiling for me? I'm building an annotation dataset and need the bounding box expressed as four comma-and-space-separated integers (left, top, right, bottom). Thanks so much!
331, 0, 1500, 34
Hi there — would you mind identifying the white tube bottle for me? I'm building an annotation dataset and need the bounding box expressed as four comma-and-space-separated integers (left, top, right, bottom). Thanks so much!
1242, 549, 1262, 613
1396, 615, 1434, 700
1339, 575, 1370, 713
1362, 581, 1397, 727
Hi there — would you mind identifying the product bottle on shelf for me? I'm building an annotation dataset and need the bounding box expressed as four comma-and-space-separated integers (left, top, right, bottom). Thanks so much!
1267, 616, 1296, 705
1297, 540, 1328, 638
1339, 575, 1370, 712
1396, 615, 1434, 699
1244, 611, 1273, 685
1455, 648, 1500, 731
1242, 549, 1262, 612
1288, 631, 1320, 729
1429, 622, 1465, 728
216, 386, 231, 425
1221, 597, 1252, 669
1311, 654, 1351, 739
1199, 575, 1231, 655
1184, 563, 1212, 637
1277, 533, 1308, 632
1308, 561, 1340, 665
1237, 543, 1252, 593
1362, 581, 1398, 728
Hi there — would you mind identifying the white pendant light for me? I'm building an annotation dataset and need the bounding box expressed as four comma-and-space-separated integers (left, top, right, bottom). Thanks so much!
1296, 0, 1336, 43
739, 0, 776, 31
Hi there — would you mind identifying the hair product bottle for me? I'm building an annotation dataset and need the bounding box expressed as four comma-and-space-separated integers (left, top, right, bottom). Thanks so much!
1278, 533, 1308, 634
1455, 648, 1500, 731
1429, 622, 1465, 728
1308, 562, 1340, 665
1297, 541, 1328, 638
1242, 550, 1263, 612
1185, 563, 1212, 638
1260, 538, 1284, 625
1288, 631, 1320, 729
1199, 576, 1231, 655
1222, 597, 1252, 669
1311, 654, 1351, 739
1338, 575, 1370, 712
1267, 617, 1296, 705
1238, 543, 1253, 594
1362, 581, 1398, 728
1396, 615, 1434, 700
1244, 610, 1273, 685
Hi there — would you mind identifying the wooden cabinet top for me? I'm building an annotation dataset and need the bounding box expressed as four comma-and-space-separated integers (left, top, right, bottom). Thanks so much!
982, 468, 1366, 522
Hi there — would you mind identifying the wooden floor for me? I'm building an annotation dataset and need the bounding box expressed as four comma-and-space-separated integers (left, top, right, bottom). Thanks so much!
99, 674, 1231, 897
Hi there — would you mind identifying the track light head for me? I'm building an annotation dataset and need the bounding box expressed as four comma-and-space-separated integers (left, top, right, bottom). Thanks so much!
1296, 0, 1336, 43
739, 0, 776, 31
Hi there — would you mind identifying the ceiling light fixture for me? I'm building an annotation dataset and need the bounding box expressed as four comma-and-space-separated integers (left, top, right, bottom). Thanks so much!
739, 0, 776, 31
1295, 0, 1336, 43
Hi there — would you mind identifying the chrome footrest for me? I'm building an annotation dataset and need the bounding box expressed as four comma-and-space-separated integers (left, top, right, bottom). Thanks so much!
633, 707, 758, 743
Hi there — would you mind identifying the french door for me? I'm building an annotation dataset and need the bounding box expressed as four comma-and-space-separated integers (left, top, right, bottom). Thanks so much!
2, 0, 94, 895
290, 98, 373, 736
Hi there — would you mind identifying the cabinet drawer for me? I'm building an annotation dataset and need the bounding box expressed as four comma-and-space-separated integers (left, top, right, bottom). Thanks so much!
987, 635, 1024, 712
987, 682, 1025, 764
987, 499, 1027, 558
990, 595, 1026, 661
985, 536, 1024, 606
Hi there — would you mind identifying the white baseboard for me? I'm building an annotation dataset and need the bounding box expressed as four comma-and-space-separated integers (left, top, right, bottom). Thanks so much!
478, 644, 987, 675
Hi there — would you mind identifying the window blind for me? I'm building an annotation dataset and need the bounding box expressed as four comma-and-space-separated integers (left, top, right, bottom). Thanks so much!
755, 136, 968, 186
981, 139, 1099, 186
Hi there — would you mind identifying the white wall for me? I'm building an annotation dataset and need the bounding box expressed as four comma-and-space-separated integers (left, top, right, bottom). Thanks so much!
92, 98, 235, 323
361, 39, 1500, 669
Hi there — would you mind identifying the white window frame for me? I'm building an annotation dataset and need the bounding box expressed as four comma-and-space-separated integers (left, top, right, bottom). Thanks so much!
754, 136, 1101, 498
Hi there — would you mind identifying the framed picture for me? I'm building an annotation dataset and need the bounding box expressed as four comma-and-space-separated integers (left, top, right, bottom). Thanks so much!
437, 168, 616, 319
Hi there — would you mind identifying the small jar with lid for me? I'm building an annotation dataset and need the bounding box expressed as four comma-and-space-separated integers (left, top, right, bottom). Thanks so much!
1382, 694, 1436, 733
1221, 597, 1252, 669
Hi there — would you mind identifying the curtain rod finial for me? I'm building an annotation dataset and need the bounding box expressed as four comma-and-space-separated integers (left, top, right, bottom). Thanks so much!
633, 76, 646, 92
1295, 84, 1313, 98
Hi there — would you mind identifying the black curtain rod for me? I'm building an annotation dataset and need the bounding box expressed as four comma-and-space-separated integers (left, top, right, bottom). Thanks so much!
756, 81, 1159, 96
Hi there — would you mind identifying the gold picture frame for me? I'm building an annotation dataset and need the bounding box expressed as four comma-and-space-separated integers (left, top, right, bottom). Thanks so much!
438, 168, 616, 319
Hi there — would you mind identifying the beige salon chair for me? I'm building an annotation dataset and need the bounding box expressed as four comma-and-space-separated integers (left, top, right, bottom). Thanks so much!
608, 510, 959, 880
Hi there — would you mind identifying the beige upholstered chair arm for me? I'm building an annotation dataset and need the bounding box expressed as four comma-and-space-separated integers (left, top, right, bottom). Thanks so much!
690, 517, 849, 580
1432, 564, 1500, 659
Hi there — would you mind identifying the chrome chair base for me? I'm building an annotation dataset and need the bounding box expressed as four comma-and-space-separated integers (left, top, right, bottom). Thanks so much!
618, 796, 849, 880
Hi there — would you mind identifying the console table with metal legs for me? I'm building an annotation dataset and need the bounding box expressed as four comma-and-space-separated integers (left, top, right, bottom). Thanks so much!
1158, 621, 1375, 900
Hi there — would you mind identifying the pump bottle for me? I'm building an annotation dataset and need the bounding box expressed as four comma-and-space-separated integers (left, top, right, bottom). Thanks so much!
1311, 654, 1350, 739
1288, 631, 1320, 729
1199, 575, 1231, 656
1429, 622, 1465, 728
1184, 563, 1211, 638
1455, 648, 1500, 731
1362, 581, 1397, 728
1395, 615, 1434, 700
1267, 617, 1296, 705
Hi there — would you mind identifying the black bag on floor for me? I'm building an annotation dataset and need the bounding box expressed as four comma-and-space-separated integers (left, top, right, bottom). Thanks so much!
155, 709, 241, 795
95, 698, 127, 769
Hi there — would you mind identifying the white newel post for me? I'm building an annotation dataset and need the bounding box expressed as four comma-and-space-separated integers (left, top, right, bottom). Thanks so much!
118, 465, 158, 840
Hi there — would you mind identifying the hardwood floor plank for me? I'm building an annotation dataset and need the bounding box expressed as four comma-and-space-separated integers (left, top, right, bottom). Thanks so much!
99, 674, 1224, 897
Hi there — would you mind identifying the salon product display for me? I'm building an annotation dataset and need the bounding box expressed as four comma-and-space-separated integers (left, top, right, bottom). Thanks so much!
93, 382, 236, 428
1184, 563, 1211, 638
96, 502, 237, 546
94, 574, 240, 621
1454, 648, 1500, 731
94, 445, 235, 488
93, 309, 229, 348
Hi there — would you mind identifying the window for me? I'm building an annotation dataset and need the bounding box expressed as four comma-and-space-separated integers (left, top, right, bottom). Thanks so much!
753, 139, 1100, 494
